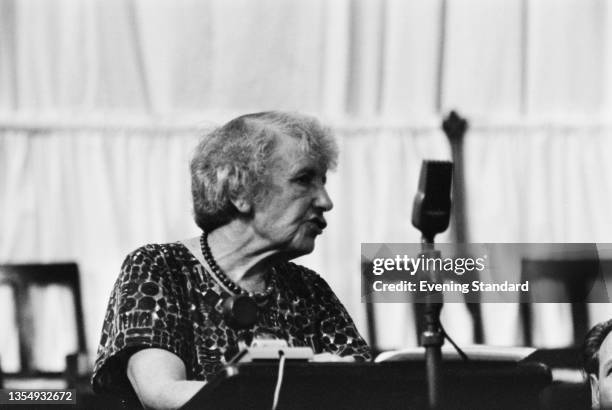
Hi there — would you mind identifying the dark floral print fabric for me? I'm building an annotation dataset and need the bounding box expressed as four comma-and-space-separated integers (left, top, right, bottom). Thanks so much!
92, 242, 371, 396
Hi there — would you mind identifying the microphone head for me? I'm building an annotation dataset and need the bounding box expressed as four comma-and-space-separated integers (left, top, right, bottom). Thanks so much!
411, 160, 453, 241
223, 294, 258, 329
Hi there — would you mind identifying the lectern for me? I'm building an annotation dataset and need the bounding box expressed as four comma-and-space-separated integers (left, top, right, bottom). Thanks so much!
181, 361, 551, 410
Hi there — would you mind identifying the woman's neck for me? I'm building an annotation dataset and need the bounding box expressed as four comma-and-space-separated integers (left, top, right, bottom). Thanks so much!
205, 222, 283, 292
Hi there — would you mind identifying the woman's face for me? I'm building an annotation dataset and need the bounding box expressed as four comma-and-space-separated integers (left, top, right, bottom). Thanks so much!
250, 135, 333, 258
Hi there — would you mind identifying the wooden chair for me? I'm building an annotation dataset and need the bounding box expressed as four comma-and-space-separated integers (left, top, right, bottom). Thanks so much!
520, 258, 610, 347
0, 263, 87, 381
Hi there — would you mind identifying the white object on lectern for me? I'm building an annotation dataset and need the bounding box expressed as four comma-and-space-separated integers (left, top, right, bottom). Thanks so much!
230, 339, 314, 363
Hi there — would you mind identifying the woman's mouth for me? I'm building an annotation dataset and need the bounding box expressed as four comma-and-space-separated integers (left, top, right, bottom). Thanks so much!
306, 218, 327, 233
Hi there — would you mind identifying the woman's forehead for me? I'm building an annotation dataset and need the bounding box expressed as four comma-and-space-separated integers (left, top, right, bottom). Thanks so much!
271, 135, 327, 172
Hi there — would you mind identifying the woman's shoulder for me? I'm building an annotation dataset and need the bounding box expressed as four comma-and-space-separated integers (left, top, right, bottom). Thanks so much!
116, 242, 198, 287
124, 241, 193, 260
121, 242, 196, 268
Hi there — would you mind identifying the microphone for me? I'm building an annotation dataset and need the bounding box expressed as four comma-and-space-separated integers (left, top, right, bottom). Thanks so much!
411, 160, 453, 410
411, 160, 453, 242
223, 294, 259, 329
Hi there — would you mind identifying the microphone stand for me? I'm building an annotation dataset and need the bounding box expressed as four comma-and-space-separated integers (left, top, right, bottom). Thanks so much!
411, 158, 453, 410
420, 236, 444, 410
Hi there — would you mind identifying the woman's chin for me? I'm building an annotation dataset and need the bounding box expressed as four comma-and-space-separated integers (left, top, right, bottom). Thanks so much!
284, 238, 317, 259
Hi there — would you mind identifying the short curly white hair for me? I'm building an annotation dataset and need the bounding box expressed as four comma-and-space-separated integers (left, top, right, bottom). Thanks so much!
190, 111, 338, 231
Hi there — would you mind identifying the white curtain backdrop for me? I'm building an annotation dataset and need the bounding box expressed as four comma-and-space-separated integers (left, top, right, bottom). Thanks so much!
1, 0, 612, 370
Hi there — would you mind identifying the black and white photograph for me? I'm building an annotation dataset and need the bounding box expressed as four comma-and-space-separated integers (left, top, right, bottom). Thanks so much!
1, 0, 612, 409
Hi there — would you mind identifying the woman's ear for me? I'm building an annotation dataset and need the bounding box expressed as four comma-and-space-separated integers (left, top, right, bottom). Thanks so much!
230, 196, 252, 214
590, 373, 600, 409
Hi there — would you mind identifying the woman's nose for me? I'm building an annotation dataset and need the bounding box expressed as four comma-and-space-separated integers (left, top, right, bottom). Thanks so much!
314, 186, 333, 211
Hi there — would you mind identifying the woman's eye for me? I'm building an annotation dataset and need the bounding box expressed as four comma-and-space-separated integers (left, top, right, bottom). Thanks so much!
293, 171, 326, 186
295, 174, 312, 185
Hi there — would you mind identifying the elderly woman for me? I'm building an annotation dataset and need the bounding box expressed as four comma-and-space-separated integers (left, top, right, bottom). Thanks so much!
92, 111, 371, 409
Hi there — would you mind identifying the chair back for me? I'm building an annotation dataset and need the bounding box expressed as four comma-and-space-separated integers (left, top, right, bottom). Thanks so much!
0, 263, 86, 378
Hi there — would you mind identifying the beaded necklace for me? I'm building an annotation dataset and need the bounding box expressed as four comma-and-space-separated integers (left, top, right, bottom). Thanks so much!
200, 232, 276, 303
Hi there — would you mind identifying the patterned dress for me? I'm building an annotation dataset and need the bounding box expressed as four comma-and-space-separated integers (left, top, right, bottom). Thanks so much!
92, 242, 371, 398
